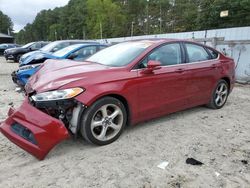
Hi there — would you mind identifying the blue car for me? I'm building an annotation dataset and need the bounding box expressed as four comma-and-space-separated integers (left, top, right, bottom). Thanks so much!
19, 40, 97, 66
12, 43, 107, 87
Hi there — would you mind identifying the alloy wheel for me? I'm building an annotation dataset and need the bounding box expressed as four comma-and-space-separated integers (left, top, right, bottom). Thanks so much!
214, 82, 228, 107
90, 104, 123, 141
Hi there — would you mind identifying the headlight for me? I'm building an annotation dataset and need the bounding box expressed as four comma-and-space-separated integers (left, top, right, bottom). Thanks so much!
19, 64, 42, 71
31, 88, 84, 102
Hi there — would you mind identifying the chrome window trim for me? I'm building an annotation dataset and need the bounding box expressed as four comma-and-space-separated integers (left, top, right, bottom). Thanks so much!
131, 54, 220, 72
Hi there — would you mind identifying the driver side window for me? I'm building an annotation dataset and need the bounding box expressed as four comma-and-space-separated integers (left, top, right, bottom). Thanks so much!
71, 46, 97, 61
30, 43, 41, 50
138, 43, 182, 68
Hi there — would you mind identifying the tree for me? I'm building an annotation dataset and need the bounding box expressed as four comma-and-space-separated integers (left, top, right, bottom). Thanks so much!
15, 0, 250, 43
0, 11, 13, 34
86, 0, 127, 39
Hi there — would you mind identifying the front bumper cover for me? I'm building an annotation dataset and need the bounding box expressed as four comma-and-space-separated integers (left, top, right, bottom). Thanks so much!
0, 98, 70, 160
4, 53, 14, 60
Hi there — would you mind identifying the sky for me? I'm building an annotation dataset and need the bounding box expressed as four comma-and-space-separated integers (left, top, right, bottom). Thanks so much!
0, 0, 70, 32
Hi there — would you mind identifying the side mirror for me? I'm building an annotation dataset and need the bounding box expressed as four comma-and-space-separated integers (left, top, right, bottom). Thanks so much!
67, 53, 77, 60
142, 60, 161, 74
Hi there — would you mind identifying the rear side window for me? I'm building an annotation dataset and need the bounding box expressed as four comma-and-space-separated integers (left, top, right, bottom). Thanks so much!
41, 43, 48, 47
185, 43, 210, 63
207, 48, 219, 59
30, 43, 41, 49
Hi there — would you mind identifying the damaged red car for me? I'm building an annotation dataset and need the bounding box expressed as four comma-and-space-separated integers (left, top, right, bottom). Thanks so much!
0, 39, 235, 160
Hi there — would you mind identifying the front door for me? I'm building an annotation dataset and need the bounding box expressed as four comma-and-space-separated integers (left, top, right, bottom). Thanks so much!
135, 43, 190, 121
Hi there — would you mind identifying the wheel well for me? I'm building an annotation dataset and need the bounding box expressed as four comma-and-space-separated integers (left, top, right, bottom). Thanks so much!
221, 77, 230, 90
106, 94, 130, 126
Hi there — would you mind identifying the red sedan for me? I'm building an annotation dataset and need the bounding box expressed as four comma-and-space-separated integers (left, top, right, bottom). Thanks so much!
0, 39, 235, 160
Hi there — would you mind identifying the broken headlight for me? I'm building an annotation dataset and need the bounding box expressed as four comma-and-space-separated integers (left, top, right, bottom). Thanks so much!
19, 63, 42, 71
31, 88, 84, 102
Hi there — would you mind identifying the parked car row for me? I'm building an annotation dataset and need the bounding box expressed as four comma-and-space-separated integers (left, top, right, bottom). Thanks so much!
0, 39, 235, 160
0, 43, 21, 55
11, 41, 107, 87
4, 41, 49, 62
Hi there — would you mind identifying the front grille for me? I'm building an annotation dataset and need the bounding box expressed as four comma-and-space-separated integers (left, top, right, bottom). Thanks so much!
11, 123, 37, 145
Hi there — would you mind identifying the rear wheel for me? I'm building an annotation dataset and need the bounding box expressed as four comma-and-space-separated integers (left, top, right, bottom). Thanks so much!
80, 97, 127, 145
207, 79, 229, 109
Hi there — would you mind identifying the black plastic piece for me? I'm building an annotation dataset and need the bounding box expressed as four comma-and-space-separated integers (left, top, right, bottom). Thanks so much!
11, 123, 37, 145
186, 158, 203, 166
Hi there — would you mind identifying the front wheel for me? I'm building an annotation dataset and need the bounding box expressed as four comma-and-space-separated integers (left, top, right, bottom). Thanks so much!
14, 54, 21, 63
207, 79, 229, 109
80, 97, 127, 145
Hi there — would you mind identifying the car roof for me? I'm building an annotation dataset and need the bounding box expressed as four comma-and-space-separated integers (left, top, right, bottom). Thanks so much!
125, 38, 215, 49
53, 40, 100, 43
67, 43, 106, 49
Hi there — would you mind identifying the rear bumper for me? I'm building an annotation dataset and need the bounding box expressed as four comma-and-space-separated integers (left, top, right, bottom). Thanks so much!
0, 98, 70, 160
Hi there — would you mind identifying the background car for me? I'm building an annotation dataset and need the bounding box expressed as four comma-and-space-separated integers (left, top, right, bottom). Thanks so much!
12, 43, 107, 87
0, 43, 20, 55
0, 39, 235, 159
19, 40, 96, 66
4, 41, 49, 62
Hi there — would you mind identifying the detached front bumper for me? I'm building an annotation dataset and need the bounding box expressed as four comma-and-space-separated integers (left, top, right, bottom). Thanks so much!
0, 98, 70, 160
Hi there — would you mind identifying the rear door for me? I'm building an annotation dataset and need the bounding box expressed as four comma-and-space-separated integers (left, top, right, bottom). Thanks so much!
183, 42, 222, 106
136, 42, 190, 121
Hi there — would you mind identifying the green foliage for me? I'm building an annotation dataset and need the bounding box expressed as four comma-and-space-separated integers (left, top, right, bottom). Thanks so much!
0, 11, 13, 34
86, 0, 126, 38
14, 0, 250, 44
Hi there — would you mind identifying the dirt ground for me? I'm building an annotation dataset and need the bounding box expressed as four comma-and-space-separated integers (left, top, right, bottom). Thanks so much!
0, 56, 249, 188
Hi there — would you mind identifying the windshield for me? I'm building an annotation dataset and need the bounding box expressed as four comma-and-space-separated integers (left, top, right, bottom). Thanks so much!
52, 45, 79, 57
40, 41, 60, 52
87, 42, 152, 67
0, 44, 7, 48
22, 42, 34, 48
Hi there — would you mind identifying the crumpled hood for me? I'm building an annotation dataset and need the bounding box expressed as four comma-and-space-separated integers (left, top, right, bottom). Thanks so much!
26, 59, 109, 93
20, 51, 55, 66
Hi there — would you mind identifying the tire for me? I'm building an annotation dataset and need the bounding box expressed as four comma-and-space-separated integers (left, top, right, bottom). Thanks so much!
207, 79, 229, 109
80, 97, 127, 145
14, 55, 21, 63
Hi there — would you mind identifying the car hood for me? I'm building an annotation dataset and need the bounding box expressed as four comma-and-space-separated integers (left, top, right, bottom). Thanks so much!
5, 47, 26, 54
26, 59, 110, 93
20, 50, 40, 62
20, 52, 55, 66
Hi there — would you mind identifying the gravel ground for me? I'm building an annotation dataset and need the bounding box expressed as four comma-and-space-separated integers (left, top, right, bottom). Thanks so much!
0, 56, 249, 188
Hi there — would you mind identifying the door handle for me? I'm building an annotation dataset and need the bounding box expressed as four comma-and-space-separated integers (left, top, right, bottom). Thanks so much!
175, 68, 185, 73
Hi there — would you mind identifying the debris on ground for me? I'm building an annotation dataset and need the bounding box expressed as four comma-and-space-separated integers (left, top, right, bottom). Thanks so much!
157, 161, 169, 170
186, 158, 203, 166
215, 172, 220, 177
241, 160, 248, 165
15, 87, 22, 92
